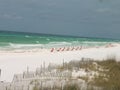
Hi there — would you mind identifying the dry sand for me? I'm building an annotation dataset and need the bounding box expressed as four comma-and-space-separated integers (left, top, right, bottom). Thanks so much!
0, 43, 120, 82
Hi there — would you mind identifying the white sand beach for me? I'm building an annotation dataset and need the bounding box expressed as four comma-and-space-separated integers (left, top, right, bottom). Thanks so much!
0, 43, 120, 82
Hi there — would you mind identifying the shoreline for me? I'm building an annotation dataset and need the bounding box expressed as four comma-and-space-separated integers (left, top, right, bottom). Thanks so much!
0, 43, 120, 82
0, 43, 118, 53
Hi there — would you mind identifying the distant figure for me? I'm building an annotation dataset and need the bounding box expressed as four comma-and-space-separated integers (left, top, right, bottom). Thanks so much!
51, 48, 54, 52
71, 47, 74, 51
57, 48, 61, 52
66, 47, 70, 51
75, 47, 79, 50
79, 46, 82, 50
61, 47, 65, 51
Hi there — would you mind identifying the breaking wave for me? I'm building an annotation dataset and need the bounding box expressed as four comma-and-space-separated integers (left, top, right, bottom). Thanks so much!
9, 43, 44, 49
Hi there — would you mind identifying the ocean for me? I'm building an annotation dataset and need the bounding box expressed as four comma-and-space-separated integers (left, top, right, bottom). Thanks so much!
0, 31, 119, 51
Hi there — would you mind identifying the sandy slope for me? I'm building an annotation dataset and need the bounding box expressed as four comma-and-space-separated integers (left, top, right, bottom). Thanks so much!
0, 44, 120, 82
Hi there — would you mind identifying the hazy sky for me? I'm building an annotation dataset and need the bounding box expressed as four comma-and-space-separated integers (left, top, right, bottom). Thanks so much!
0, 0, 120, 39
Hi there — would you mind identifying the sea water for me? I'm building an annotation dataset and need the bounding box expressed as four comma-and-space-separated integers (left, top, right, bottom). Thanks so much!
0, 31, 119, 51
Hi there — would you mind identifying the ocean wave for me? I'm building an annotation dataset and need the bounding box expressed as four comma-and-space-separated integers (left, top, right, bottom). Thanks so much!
9, 43, 44, 49
48, 42, 72, 46
68, 41, 119, 47
36, 41, 40, 43
72, 41, 115, 44
0, 41, 116, 48
81, 41, 111, 44
0, 40, 119, 51
25, 35, 31, 38
46, 38, 50, 41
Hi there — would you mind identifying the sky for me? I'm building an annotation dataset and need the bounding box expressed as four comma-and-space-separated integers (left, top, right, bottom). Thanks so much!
0, 0, 120, 39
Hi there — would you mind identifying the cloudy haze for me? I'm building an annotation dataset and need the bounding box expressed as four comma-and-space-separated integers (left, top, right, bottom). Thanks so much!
0, 0, 120, 39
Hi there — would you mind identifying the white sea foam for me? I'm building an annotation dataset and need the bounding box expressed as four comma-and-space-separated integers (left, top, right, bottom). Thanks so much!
49, 42, 71, 45
9, 43, 44, 48
46, 38, 50, 41
71, 41, 117, 46
25, 35, 30, 38
36, 41, 40, 43
0, 41, 119, 52
48, 42, 72, 47
81, 41, 111, 44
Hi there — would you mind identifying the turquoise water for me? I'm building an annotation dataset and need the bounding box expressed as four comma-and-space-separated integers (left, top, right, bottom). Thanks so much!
0, 31, 119, 51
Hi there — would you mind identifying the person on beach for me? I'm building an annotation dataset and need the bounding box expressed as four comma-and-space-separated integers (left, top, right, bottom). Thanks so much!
51, 48, 54, 52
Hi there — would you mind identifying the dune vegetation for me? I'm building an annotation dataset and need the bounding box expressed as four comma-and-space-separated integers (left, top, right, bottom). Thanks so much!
32, 57, 120, 90
58, 58, 120, 90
